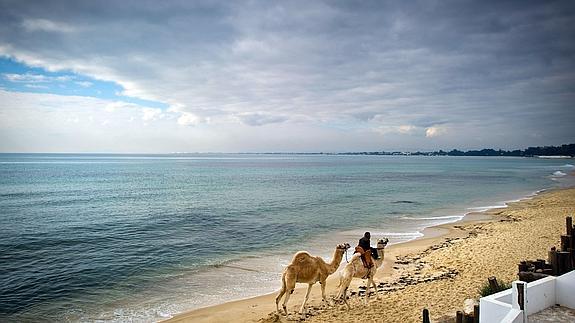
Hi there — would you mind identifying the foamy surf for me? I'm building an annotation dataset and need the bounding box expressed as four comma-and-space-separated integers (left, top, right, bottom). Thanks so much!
552, 170, 567, 177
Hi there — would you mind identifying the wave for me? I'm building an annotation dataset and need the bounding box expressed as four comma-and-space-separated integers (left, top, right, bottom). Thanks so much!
368, 231, 425, 244
391, 200, 421, 204
370, 231, 425, 237
402, 215, 464, 221
562, 164, 574, 168
552, 171, 567, 177
467, 204, 507, 212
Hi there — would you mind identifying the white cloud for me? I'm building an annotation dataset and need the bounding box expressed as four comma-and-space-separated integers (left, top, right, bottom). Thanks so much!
141, 108, 163, 122
177, 112, 206, 126
236, 113, 288, 126
104, 101, 138, 112
398, 125, 417, 134
21, 18, 76, 33
24, 84, 49, 89
425, 126, 448, 138
373, 124, 420, 136
3, 73, 72, 83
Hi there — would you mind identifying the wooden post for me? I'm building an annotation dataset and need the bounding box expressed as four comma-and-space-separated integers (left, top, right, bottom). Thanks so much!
456, 310, 464, 323
557, 251, 570, 275
561, 235, 571, 252
517, 282, 525, 310
422, 308, 430, 323
488, 276, 499, 291
473, 304, 480, 323
542, 268, 553, 275
567, 216, 573, 236
518, 261, 528, 272
535, 259, 545, 270
572, 223, 575, 268
549, 247, 558, 275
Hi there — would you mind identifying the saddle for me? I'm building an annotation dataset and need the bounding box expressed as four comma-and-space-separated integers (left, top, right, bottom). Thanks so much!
354, 246, 374, 269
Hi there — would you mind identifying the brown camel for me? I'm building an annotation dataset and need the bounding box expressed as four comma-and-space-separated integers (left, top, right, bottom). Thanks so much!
336, 238, 389, 308
275, 242, 351, 317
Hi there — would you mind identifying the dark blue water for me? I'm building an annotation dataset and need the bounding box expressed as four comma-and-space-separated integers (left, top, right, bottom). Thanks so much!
0, 154, 572, 321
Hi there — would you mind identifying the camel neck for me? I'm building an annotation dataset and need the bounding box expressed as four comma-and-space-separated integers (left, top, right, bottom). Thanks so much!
376, 248, 385, 265
327, 248, 344, 273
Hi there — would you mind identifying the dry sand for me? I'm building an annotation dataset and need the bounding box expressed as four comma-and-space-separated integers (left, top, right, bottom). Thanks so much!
165, 187, 575, 323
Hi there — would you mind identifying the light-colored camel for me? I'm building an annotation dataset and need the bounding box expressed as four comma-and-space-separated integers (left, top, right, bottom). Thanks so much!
336, 238, 389, 308
275, 242, 351, 317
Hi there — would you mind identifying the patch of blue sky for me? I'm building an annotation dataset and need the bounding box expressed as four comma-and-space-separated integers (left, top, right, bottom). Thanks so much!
0, 57, 167, 109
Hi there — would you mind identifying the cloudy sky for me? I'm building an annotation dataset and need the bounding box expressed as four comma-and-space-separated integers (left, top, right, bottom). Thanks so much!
0, 0, 574, 153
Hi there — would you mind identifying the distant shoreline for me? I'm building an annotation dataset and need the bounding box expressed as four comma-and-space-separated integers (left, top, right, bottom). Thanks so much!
0, 142, 573, 158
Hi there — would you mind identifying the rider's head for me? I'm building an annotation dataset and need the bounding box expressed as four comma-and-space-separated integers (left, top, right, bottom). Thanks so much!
364, 232, 371, 239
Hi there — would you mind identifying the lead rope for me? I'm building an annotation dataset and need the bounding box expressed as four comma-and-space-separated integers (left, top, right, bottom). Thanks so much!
345, 247, 349, 263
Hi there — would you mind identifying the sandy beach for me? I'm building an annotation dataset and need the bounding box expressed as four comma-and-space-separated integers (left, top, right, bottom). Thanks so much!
165, 187, 575, 323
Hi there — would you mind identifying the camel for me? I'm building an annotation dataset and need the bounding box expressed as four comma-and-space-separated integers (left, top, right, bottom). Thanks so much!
275, 242, 351, 317
336, 237, 389, 308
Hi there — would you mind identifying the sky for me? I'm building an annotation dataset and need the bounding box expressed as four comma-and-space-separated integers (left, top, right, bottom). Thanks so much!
0, 0, 574, 153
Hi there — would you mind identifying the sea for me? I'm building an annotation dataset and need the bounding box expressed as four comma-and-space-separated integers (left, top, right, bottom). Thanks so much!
1, 153, 573, 322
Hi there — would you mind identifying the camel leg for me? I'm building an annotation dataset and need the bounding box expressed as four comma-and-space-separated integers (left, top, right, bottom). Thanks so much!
275, 286, 286, 314
282, 283, 295, 316
342, 287, 351, 309
370, 277, 380, 299
320, 280, 331, 306
364, 279, 370, 304
299, 283, 313, 318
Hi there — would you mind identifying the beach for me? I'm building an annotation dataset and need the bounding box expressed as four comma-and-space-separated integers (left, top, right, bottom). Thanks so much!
165, 187, 575, 323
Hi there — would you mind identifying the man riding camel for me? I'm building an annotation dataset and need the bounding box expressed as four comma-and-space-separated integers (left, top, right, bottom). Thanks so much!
355, 232, 379, 268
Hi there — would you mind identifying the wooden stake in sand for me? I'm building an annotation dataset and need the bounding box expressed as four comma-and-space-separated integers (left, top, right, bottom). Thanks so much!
488, 276, 499, 291
456, 310, 464, 323
422, 308, 430, 323
473, 305, 480, 323
548, 247, 558, 275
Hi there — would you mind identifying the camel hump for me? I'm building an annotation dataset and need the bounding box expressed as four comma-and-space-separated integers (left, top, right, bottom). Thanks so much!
350, 252, 362, 262
292, 251, 313, 263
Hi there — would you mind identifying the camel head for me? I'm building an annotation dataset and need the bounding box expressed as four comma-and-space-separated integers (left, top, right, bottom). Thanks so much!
377, 238, 389, 248
337, 242, 351, 250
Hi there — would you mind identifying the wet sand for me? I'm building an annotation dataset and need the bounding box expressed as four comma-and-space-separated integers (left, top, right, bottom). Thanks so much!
165, 187, 575, 323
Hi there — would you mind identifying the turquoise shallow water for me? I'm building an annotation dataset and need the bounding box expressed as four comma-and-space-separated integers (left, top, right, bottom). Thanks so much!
0, 154, 573, 321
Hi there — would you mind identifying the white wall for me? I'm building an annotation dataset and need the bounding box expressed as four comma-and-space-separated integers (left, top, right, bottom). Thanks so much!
522, 276, 556, 315
491, 289, 512, 304
502, 309, 523, 323
556, 270, 575, 309
480, 295, 513, 323
479, 270, 575, 323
